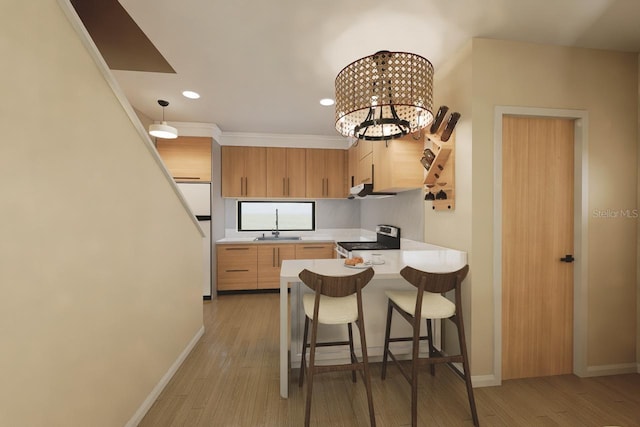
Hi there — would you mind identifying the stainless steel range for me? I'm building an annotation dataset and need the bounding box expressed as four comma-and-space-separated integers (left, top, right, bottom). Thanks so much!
336, 225, 401, 258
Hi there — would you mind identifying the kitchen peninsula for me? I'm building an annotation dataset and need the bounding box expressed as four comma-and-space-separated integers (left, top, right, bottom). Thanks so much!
279, 244, 467, 398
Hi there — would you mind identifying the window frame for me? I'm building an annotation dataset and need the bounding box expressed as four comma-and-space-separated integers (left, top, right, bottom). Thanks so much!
237, 201, 316, 232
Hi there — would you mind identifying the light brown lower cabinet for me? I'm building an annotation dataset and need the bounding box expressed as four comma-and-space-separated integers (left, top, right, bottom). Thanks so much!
217, 245, 258, 291
257, 244, 296, 289
294, 243, 335, 260
217, 242, 336, 291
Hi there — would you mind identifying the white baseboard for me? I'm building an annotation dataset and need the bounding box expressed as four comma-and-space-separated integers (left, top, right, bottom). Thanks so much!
471, 374, 500, 388
582, 362, 638, 377
125, 326, 205, 427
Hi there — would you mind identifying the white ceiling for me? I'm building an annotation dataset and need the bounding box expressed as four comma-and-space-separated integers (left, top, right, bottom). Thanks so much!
112, 0, 640, 137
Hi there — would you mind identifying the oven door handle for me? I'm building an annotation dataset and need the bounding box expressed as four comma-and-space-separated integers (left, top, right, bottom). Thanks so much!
335, 244, 349, 259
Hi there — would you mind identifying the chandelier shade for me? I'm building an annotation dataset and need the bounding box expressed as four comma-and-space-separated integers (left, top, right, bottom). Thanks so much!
335, 51, 434, 141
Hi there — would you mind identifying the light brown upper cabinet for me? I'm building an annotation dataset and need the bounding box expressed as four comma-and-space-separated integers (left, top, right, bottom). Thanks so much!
221, 146, 267, 197
346, 140, 374, 187
357, 139, 373, 160
372, 134, 424, 192
156, 136, 212, 182
357, 151, 373, 186
305, 149, 347, 198
266, 148, 306, 198
347, 145, 358, 188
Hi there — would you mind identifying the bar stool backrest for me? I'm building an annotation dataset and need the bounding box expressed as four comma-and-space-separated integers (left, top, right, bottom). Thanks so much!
400, 265, 469, 294
298, 268, 375, 298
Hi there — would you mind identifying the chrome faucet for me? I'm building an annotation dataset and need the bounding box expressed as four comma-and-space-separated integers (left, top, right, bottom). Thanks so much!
272, 209, 280, 237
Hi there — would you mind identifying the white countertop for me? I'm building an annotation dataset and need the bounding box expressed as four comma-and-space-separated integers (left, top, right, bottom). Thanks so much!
216, 228, 373, 244
216, 228, 453, 252
280, 246, 467, 279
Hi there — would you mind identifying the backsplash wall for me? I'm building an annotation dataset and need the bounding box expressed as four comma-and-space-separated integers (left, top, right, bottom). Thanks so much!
360, 189, 424, 241
222, 190, 423, 240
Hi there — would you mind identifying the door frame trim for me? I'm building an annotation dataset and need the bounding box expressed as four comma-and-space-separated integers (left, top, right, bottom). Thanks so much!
493, 106, 589, 383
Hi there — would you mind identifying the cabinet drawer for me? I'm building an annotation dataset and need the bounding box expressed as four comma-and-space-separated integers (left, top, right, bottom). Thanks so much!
218, 268, 257, 290
295, 243, 335, 260
217, 245, 258, 290
217, 245, 257, 263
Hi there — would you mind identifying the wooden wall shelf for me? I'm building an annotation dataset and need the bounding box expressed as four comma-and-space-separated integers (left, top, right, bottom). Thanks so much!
423, 128, 455, 211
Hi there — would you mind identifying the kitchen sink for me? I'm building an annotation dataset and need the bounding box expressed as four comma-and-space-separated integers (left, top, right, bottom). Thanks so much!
254, 236, 301, 241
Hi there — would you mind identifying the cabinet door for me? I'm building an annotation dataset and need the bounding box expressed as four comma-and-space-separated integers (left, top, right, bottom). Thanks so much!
372, 142, 391, 191
244, 147, 267, 197
266, 148, 306, 198
357, 151, 373, 185
221, 146, 245, 197
286, 148, 307, 198
295, 243, 335, 260
373, 135, 424, 192
156, 136, 212, 181
257, 244, 295, 289
217, 245, 257, 290
305, 149, 326, 198
266, 148, 287, 198
347, 145, 358, 188
357, 139, 373, 160
325, 149, 347, 198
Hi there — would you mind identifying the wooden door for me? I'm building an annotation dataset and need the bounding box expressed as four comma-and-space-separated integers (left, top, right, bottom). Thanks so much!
325, 149, 347, 198
502, 116, 574, 380
286, 148, 306, 198
266, 147, 287, 198
305, 149, 326, 198
221, 146, 245, 197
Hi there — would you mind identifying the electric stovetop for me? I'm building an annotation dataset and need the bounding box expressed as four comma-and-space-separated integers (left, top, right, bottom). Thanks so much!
337, 225, 401, 251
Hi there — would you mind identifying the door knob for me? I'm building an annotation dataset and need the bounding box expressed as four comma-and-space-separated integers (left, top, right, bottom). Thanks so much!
560, 254, 575, 263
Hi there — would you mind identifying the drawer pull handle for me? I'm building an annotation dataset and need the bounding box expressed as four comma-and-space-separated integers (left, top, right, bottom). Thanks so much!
226, 269, 249, 272
302, 246, 323, 249
226, 248, 249, 251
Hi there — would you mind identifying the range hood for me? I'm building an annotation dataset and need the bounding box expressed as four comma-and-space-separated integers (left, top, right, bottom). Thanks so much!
348, 183, 396, 199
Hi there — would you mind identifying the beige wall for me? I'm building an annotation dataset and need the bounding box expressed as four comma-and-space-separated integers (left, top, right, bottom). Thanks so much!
134, 107, 154, 134
432, 38, 638, 378
427, 41, 476, 366
0, 1, 204, 426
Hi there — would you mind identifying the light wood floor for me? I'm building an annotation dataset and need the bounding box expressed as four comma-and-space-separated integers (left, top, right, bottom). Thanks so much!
140, 293, 640, 426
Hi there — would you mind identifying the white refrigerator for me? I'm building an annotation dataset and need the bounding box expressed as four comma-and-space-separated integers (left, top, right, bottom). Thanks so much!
177, 182, 212, 298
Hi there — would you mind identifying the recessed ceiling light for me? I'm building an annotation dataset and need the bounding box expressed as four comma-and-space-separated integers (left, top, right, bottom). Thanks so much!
320, 98, 335, 106
182, 90, 200, 99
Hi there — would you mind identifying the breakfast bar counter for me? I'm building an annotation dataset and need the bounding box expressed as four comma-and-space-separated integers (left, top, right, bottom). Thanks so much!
279, 247, 467, 398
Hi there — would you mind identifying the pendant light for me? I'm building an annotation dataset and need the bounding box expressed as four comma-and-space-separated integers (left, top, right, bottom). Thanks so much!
149, 99, 178, 139
335, 51, 434, 141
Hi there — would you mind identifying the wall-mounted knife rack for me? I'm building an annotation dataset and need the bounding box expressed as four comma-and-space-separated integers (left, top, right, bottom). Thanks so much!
422, 106, 458, 211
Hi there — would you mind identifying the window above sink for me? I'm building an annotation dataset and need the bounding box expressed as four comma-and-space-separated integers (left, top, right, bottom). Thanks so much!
237, 201, 315, 232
